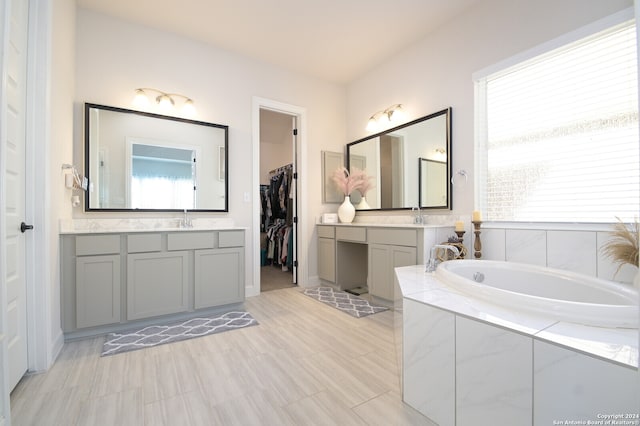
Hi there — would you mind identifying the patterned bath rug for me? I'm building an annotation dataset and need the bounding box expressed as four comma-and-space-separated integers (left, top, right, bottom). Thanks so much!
101, 311, 258, 356
302, 287, 389, 318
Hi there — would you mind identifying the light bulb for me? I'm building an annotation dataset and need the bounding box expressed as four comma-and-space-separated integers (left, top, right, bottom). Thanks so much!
388, 104, 405, 122
366, 116, 379, 132
132, 89, 150, 109
157, 94, 174, 111
182, 99, 196, 116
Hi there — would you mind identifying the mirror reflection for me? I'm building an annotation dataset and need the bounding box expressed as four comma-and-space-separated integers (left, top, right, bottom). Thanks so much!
419, 158, 447, 208
347, 108, 452, 210
85, 103, 228, 211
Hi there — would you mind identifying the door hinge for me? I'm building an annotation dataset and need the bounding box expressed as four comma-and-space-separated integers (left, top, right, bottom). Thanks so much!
294, 260, 298, 267
293, 216, 298, 223
293, 172, 298, 179
293, 128, 298, 136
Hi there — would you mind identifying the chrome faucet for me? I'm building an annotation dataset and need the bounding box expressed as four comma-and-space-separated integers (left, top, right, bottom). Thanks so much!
412, 206, 423, 224
180, 208, 193, 228
426, 244, 460, 272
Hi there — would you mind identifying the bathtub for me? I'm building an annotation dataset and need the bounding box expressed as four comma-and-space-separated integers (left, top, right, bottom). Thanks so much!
435, 260, 639, 328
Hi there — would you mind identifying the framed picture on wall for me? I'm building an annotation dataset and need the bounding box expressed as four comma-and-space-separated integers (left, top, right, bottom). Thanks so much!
322, 150, 344, 203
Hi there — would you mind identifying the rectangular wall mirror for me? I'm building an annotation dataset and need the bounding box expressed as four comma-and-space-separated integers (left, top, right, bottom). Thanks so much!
347, 107, 452, 210
85, 103, 229, 212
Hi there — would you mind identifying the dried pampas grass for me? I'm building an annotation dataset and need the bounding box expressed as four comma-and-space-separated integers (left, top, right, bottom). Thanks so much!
350, 167, 374, 196
331, 167, 359, 196
331, 167, 374, 196
601, 218, 639, 276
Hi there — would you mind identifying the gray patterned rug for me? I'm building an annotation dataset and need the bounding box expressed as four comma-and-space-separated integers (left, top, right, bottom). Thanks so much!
302, 287, 389, 318
101, 311, 258, 356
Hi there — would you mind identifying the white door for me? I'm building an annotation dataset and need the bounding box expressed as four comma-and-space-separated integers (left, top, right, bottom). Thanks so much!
2, 0, 30, 394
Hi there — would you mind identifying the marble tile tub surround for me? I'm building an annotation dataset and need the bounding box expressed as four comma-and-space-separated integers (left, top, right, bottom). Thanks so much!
396, 265, 638, 368
481, 223, 639, 284
397, 267, 639, 425
59, 217, 238, 234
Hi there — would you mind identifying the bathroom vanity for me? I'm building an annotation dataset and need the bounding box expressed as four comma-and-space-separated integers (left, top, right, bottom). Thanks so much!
317, 223, 453, 300
60, 227, 245, 339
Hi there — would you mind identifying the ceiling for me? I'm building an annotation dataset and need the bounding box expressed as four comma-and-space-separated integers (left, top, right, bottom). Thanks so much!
77, 0, 481, 84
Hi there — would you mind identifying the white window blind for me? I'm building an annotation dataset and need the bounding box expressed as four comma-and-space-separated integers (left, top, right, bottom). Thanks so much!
476, 19, 639, 223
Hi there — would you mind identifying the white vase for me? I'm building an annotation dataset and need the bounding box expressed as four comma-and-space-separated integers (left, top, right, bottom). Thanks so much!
338, 195, 356, 223
356, 196, 370, 210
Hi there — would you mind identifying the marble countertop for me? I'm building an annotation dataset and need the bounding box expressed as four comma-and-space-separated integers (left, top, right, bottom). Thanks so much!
59, 218, 245, 235
317, 222, 454, 229
395, 265, 639, 369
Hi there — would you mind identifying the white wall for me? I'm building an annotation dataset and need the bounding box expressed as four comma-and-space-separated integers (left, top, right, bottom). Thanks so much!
260, 109, 293, 185
346, 0, 633, 218
74, 9, 347, 288
37, 0, 76, 368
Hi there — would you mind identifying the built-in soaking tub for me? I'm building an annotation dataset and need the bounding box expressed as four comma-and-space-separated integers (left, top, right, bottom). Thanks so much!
435, 260, 639, 328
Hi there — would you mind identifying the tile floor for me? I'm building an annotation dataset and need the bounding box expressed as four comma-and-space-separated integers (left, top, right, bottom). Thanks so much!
10, 287, 434, 425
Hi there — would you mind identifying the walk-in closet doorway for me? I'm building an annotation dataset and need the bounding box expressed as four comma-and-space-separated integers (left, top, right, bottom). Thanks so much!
256, 104, 300, 293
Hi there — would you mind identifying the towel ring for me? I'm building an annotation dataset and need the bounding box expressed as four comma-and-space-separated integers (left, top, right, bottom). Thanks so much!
451, 169, 468, 185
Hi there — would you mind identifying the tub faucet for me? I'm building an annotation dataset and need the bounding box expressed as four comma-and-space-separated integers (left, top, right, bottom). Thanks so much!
426, 244, 460, 272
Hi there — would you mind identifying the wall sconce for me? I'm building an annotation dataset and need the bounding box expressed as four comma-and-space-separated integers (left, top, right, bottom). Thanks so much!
366, 104, 406, 132
132, 88, 196, 116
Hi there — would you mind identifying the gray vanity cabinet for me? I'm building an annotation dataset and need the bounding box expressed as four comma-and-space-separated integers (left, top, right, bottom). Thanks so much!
127, 251, 189, 320
368, 229, 418, 300
316, 224, 446, 301
126, 233, 190, 320
76, 254, 121, 329
317, 226, 336, 283
74, 235, 121, 329
195, 247, 244, 308
368, 244, 416, 300
194, 230, 245, 308
61, 229, 246, 339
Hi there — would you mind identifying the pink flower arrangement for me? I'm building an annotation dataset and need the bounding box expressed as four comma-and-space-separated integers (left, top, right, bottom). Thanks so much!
331, 167, 374, 196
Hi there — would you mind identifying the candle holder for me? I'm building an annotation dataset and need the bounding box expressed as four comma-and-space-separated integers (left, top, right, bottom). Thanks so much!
454, 230, 465, 245
472, 221, 482, 259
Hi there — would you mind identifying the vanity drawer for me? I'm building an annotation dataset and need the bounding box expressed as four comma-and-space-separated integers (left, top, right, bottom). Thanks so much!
128, 234, 162, 253
368, 228, 417, 247
167, 232, 215, 250
335, 226, 366, 242
75, 235, 121, 256
219, 231, 244, 248
317, 226, 335, 239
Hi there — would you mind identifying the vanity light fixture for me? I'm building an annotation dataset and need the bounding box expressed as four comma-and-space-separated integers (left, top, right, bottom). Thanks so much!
365, 103, 406, 131
132, 88, 196, 116
434, 148, 447, 161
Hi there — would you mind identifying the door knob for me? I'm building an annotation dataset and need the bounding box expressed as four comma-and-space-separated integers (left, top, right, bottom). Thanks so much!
20, 222, 33, 233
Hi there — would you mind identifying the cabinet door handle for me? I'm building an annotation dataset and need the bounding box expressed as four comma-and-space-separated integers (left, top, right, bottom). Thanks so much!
20, 222, 34, 233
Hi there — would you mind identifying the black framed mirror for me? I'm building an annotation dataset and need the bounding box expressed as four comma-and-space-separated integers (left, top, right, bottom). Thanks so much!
347, 107, 452, 210
84, 103, 229, 212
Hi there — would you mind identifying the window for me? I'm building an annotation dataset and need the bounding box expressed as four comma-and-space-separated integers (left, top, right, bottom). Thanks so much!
128, 142, 196, 209
475, 16, 638, 223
